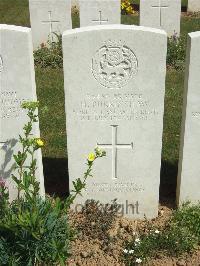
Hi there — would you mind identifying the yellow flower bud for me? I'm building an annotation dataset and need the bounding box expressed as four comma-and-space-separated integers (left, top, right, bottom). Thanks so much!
35, 138, 44, 147
88, 153, 96, 162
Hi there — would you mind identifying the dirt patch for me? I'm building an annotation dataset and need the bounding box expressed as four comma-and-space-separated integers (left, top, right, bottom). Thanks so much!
182, 12, 200, 18
67, 203, 200, 265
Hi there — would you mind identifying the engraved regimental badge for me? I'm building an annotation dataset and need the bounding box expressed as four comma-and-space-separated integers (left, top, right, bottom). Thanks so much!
0, 55, 3, 72
92, 40, 138, 89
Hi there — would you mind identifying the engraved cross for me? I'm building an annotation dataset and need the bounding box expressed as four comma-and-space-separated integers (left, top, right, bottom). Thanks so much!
92, 11, 108, 25
97, 125, 133, 180
151, 0, 169, 27
42, 11, 60, 43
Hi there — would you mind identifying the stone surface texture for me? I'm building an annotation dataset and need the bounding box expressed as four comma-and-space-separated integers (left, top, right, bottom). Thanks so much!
140, 0, 181, 36
79, 0, 120, 27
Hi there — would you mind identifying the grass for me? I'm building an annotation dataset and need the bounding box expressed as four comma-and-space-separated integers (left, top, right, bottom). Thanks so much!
1, 1, 200, 197
36, 68, 66, 159
0, 0, 30, 27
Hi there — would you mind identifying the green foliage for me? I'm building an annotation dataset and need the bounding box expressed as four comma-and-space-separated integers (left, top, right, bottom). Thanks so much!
12, 101, 43, 202
0, 101, 106, 265
34, 34, 63, 69
0, 197, 72, 266
167, 34, 186, 70
171, 202, 200, 239
123, 203, 200, 265
0, 181, 9, 218
0, 102, 72, 265
66, 148, 106, 207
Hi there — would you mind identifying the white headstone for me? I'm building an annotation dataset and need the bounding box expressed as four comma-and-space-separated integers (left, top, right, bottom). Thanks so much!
79, 0, 120, 27
0, 24, 45, 200
188, 0, 200, 12
140, 0, 181, 37
29, 0, 72, 50
63, 25, 167, 219
177, 31, 200, 205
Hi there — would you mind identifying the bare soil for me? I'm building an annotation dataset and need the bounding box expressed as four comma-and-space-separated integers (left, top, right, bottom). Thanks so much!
67, 204, 200, 266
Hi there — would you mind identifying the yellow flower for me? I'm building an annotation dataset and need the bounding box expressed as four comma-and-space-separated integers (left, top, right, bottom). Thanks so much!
35, 138, 44, 147
126, 6, 134, 14
88, 153, 96, 162
121, 2, 126, 9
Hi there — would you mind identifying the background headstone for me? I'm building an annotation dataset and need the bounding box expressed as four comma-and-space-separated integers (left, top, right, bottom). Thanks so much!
29, 0, 72, 50
0, 24, 45, 200
79, 0, 120, 27
63, 25, 167, 219
140, 0, 181, 36
188, 0, 200, 12
177, 31, 200, 205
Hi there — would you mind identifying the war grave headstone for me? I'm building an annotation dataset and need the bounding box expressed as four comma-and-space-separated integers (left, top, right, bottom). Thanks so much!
188, 0, 200, 13
177, 31, 200, 205
29, 0, 72, 50
0, 24, 45, 200
79, 0, 121, 27
140, 0, 181, 37
63, 25, 167, 218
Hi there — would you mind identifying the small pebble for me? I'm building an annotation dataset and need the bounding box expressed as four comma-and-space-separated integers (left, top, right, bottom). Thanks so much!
81, 251, 89, 258
176, 259, 186, 266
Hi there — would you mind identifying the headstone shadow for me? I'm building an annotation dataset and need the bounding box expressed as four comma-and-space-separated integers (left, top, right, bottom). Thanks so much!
43, 157, 178, 210
159, 159, 178, 209
43, 157, 69, 198
0, 138, 17, 181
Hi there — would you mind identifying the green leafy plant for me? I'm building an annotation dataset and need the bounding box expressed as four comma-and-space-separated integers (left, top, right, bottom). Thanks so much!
0, 197, 73, 265
12, 101, 43, 201
0, 101, 106, 265
123, 203, 200, 265
0, 180, 9, 218
167, 33, 186, 70
34, 33, 63, 68
66, 148, 106, 208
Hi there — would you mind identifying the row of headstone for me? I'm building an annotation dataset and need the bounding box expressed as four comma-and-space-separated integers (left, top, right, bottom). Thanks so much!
1, 23, 200, 218
29, 0, 200, 50
73, 0, 200, 13
0, 24, 45, 200
29, 0, 182, 50
29, 0, 121, 49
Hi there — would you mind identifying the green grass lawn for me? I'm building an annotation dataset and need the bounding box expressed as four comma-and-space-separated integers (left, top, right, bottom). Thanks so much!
0, 0, 200, 198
